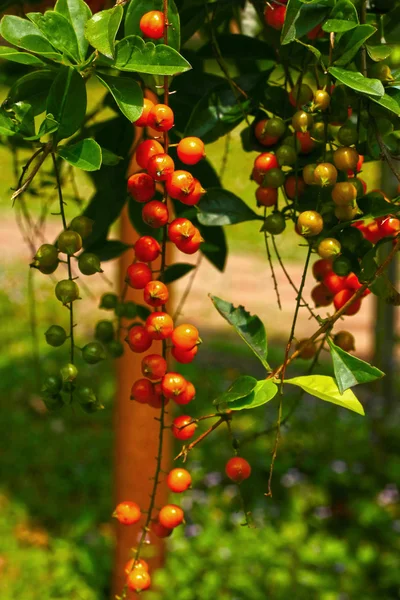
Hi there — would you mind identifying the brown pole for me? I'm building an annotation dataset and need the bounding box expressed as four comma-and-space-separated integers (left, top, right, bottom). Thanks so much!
112, 109, 172, 598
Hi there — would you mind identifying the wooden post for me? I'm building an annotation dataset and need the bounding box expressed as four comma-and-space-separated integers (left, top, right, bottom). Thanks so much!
112, 116, 172, 597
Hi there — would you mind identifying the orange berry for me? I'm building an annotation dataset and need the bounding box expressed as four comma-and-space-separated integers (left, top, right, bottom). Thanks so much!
136, 139, 164, 170
171, 415, 197, 440
166, 170, 195, 201
174, 380, 196, 405
177, 137, 205, 165
147, 153, 175, 181
126, 262, 152, 289
114, 501, 141, 525
171, 324, 200, 351
225, 456, 251, 482
145, 311, 174, 340
171, 344, 198, 364
127, 568, 151, 592
158, 504, 184, 529
133, 97, 154, 127
167, 468, 192, 493
147, 104, 174, 132
142, 200, 169, 228
139, 10, 164, 39
127, 172, 155, 203
141, 354, 167, 381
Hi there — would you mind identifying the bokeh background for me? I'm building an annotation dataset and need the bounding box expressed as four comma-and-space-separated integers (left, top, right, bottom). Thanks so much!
1, 12, 400, 600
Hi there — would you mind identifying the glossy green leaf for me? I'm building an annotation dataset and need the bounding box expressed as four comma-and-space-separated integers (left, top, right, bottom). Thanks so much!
84, 239, 131, 261
0, 46, 45, 65
295, 39, 322, 62
197, 222, 227, 272
0, 108, 16, 136
210, 296, 270, 370
113, 36, 191, 75
27, 11, 80, 62
370, 273, 400, 306
327, 338, 384, 394
333, 25, 376, 67
96, 73, 143, 122
12, 102, 35, 137
357, 192, 400, 220
328, 67, 384, 97
84, 6, 122, 59
213, 376, 258, 407
369, 92, 400, 117
47, 66, 87, 139
0, 15, 61, 60
55, 0, 91, 61
162, 263, 195, 284
6, 70, 54, 116
284, 375, 365, 415
382, 5, 400, 44
198, 34, 275, 61
366, 44, 392, 62
124, 0, 180, 50
58, 138, 102, 171
322, 0, 358, 33
281, 0, 303, 45
24, 114, 59, 140
197, 188, 260, 226
100, 147, 123, 166
227, 380, 278, 411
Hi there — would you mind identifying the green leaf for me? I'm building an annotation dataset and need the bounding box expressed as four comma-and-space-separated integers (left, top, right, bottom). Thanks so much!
382, 5, 400, 45
333, 25, 376, 67
84, 239, 131, 261
281, 0, 303, 45
24, 114, 59, 140
228, 380, 278, 411
366, 44, 392, 62
47, 66, 87, 139
197, 188, 260, 226
369, 273, 400, 306
198, 34, 275, 62
58, 138, 102, 171
0, 108, 16, 136
369, 92, 400, 117
0, 15, 61, 60
27, 11, 81, 62
210, 295, 270, 370
96, 73, 142, 122
84, 6, 122, 59
284, 375, 365, 415
113, 36, 191, 76
322, 0, 358, 33
124, 0, 180, 51
327, 338, 384, 394
12, 102, 35, 137
55, 0, 91, 61
162, 263, 195, 284
0, 46, 45, 65
100, 147, 123, 166
6, 70, 54, 116
197, 222, 227, 272
328, 67, 384, 97
357, 192, 400, 220
213, 375, 258, 407
295, 39, 322, 63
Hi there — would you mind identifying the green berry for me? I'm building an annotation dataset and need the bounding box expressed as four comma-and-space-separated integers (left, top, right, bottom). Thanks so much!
45, 325, 67, 347
55, 280, 80, 305
60, 363, 78, 383
332, 255, 352, 277
41, 374, 63, 395
337, 123, 358, 146
57, 230, 82, 255
42, 393, 64, 411
107, 340, 124, 358
37, 262, 59, 275
77, 386, 97, 405
265, 117, 285, 138
78, 253, 102, 276
82, 341, 106, 365
263, 212, 286, 235
33, 244, 59, 268
122, 301, 137, 319
70, 216, 94, 239
276, 145, 297, 166
100, 293, 118, 310
95, 320, 115, 343
263, 168, 285, 189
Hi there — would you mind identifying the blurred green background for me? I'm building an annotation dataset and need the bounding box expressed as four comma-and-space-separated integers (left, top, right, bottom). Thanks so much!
1, 69, 400, 600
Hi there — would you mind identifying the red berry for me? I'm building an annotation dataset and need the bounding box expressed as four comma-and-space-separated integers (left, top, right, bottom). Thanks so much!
378, 216, 400, 237
225, 456, 251, 483
175, 228, 203, 254
171, 344, 198, 364
114, 501, 141, 525
136, 139, 164, 170
127, 325, 152, 353
135, 236, 161, 262
253, 152, 279, 175
311, 283, 333, 307
312, 258, 333, 281
173, 380, 196, 405
171, 324, 199, 351
180, 179, 205, 206
254, 119, 279, 147
133, 97, 154, 127
144, 280, 169, 307
147, 104, 174, 132
142, 200, 169, 228
147, 381, 168, 409
127, 172, 155, 203
168, 218, 196, 244
158, 504, 184, 529
177, 137, 205, 165
363, 221, 382, 244
126, 262, 152, 289
333, 289, 361, 316
127, 569, 151, 592
141, 354, 167, 381
255, 186, 277, 207
345, 272, 363, 291
147, 153, 175, 181
151, 518, 173, 538
161, 372, 187, 400
171, 415, 197, 440
264, 4, 286, 30
323, 273, 348, 295
131, 378, 154, 404
347, 154, 364, 177
145, 311, 174, 340
166, 170, 195, 201
284, 175, 306, 200
167, 468, 192, 493
124, 558, 149, 575
296, 131, 315, 154
139, 10, 164, 39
